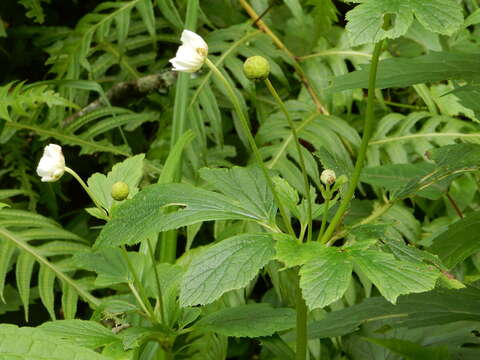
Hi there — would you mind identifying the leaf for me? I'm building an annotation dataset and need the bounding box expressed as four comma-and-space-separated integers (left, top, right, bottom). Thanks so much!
394, 144, 480, 200
199, 166, 276, 223
307, 287, 480, 339
300, 247, 353, 309
429, 211, 480, 269
196, 303, 296, 338
158, 130, 195, 184
180, 234, 275, 306
350, 246, 439, 304
331, 52, 480, 91
96, 183, 274, 248
19, 0, 47, 24
0, 324, 111, 360
345, 0, 463, 46
361, 163, 446, 199
73, 247, 140, 287
363, 337, 450, 360
40, 320, 120, 349
87, 154, 145, 214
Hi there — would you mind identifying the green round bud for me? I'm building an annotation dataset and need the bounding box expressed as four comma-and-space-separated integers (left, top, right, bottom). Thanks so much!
243, 56, 270, 81
111, 181, 129, 201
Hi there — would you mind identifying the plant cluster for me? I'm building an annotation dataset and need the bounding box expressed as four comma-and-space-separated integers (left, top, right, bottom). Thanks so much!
1, 0, 480, 359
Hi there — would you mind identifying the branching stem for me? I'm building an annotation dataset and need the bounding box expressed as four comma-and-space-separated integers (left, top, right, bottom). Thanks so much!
319, 40, 384, 244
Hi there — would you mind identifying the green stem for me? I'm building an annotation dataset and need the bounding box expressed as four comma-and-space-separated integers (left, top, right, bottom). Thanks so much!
264, 78, 312, 242
319, 40, 384, 245
122, 247, 156, 322
162, 0, 200, 264
147, 238, 166, 323
64, 166, 106, 215
317, 187, 330, 241
295, 272, 308, 360
204, 58, 295, 237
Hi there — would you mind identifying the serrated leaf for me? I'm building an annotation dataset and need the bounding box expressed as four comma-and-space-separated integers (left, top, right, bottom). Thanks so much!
346, 0, 462, 46
429, 211, 480, 269
350, 245, 439, 304
331, 52, 480, 91
40, 320, 120, 349
87, 154, 145, 213
0, 324, 111, 360
199, 166, 276, 223
300, 247, 353, 309
180, 234, 275, 306
96, 183, 274, 248
196, 303, 296, 338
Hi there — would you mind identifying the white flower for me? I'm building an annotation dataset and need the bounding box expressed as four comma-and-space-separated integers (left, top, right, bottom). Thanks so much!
36, 144, 65, 182
169, 30, 208, 73
321, 169, 336, 185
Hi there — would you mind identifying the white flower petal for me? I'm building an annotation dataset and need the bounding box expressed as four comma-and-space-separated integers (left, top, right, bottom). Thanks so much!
36, 144, 65, 182
170, 29, 208, 73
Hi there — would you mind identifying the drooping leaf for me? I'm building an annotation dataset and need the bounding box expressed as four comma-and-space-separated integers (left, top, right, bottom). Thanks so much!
196, 303, 296, 338
180, 234, 275, 306
429, 211, 480, 269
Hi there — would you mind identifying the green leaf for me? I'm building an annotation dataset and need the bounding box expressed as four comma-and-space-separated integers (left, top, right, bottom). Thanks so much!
394, 144, 480, 200
0, 324, 111, 360
19, 0, 47, 24
429, 211, 480, 269
345, 0, 463, 46
87, 154, 145, 214
351, 247, 439, 304
40, 320, 120, 349
196, 303, 296, 338
363, 337, 450, 360
361, 163, 446, 199
199, 166, 276, 223
96, 183, 274, 248
158, 130, 195, 184
180, 234, 275, 306
300, 247, 353, 309
331, 52, 480, 91
308, 287, 480, 339
73, 247, 138, 286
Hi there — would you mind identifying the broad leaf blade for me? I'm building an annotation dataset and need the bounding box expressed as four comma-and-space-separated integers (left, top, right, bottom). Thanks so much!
180, 234, 275, 306
196, 303, 295, 338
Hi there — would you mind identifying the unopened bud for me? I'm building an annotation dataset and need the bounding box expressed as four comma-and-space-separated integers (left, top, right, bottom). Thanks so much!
111, 181, 129, 201
243, 56, 270, 81
321, 169, 336, 185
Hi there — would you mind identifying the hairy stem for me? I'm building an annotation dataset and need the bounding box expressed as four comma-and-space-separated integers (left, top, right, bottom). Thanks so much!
319, 40, 384, 244
264, 78, 312, 242
205, 58, 295, 237
317, 187, 331, 241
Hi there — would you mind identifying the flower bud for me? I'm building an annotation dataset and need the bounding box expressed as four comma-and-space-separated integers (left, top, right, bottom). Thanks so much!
111, 181, 129, 201
243, 56, 270, 81
36, 144, 65, 182
321, 169, 336, 185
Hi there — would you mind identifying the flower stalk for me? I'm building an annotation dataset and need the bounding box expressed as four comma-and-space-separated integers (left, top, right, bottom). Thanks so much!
204, 57, 296, 237
319, 40, 385, 244
264, 78, 313, 242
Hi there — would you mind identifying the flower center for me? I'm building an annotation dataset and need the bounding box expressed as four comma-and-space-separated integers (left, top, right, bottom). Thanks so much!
196, 48, 207, 57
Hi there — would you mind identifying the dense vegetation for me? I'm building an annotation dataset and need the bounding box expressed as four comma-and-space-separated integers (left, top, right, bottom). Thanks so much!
1, 0, 480, 359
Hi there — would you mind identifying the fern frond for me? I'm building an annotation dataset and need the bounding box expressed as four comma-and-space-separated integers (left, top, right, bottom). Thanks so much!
0, 81, 77, 122
0, 209, 99, 321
